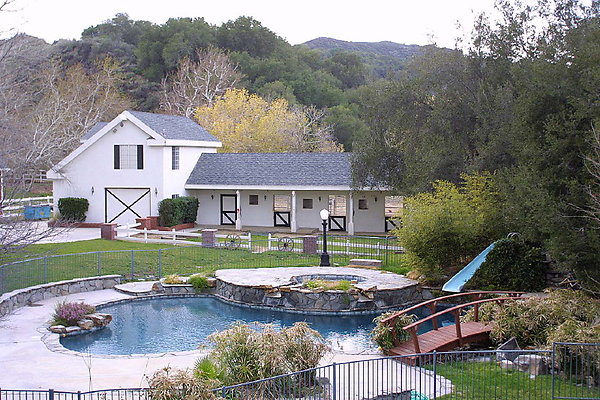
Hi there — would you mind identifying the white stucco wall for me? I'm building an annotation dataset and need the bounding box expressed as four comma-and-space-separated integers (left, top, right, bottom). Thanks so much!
190, 189, 387, 233
51, 121, 215, 224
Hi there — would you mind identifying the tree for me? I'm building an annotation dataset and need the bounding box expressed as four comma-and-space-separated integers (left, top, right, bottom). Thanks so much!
159, 47, 242, 117
195, 89, 342, 153
5, 58, 132, 170
216, 16, 284, 58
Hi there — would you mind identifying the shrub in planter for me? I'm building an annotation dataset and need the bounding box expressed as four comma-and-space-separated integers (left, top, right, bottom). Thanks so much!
158, 196, 198, 226
52, 301, 96, 326
371, 311, 417, 351
57, 197, 89, 222
189, 274, 210, 291
466, 238, 546, 292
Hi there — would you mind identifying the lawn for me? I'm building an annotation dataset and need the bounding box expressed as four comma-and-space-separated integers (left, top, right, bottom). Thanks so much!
0, 238, 409, 294
432, 361, 599, 399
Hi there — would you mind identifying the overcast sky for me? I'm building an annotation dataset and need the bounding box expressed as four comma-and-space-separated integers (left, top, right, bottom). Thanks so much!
1, 0, 502, 47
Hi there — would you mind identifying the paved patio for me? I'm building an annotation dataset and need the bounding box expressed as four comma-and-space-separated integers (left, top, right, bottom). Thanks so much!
0, 287, 449, 395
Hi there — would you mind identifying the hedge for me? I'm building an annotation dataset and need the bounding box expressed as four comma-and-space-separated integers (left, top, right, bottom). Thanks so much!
57, 197, 89, 222
466, 238, 547, 292
158, 196, 199, 227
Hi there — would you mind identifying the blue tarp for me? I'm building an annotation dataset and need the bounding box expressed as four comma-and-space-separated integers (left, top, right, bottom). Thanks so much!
442, 242, 496, 293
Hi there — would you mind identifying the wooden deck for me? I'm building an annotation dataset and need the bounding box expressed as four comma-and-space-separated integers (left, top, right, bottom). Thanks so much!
388, 321, 493, 357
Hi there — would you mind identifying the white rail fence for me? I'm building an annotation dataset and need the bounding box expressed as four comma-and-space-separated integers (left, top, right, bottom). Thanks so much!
116, 225, 403, 256
0, 196, 53, 217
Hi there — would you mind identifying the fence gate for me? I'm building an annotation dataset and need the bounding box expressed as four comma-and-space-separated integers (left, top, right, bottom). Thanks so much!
552, 342, 600, 400
220, 194, 237, 225
273, 195, 291, 227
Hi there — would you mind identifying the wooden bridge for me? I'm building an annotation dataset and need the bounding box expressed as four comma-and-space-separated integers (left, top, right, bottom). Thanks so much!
381, 291, 525, 361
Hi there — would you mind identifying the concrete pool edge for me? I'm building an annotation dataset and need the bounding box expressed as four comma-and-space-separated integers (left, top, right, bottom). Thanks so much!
43, 292, 387, 359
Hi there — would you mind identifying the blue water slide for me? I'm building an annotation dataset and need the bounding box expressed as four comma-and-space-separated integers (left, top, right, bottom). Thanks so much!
442, 242, 496, 293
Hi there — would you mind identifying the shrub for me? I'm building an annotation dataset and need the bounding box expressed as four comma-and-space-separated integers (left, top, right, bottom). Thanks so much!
52, 301, 96, 326
189, 275, 210, 291
163, 274, 184, 284
397, 173, 506, 284
148, 367, 216, 400
158, 196, 199, 226
466, 238, 547, 292
462, 289, 600, 347
371, 311, 417, 351
205, 322, 328, 386
57, 197, 89, 222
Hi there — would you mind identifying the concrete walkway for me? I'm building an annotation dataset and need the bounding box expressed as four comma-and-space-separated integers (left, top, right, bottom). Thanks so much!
0, 288, 451, 395
31, 221, 101, 244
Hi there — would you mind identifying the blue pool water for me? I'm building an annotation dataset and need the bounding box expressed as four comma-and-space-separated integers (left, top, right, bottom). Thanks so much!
60, 297, 455, 355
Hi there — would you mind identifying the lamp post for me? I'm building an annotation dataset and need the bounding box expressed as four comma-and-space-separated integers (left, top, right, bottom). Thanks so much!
319, 208, 330, 267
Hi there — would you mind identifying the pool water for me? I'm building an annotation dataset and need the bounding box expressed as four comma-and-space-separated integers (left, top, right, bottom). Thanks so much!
60, 297, 455, 356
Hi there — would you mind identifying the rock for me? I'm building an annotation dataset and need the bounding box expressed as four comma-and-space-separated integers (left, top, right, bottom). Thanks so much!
499, 359, 518, 370
151, 282, 162, 291
77, 319, 94, 330
513, 354, 549, 376
64, 326, 82, 334
497, 337, 522, 362
85, 313, 113, 326
48, 325, 66, 334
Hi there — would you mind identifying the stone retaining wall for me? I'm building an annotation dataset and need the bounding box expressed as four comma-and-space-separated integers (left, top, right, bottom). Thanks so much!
215, 279, 424, 312
0, 275, 121, 317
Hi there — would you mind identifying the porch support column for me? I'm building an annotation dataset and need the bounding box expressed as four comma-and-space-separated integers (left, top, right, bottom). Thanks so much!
291, 190, 297, 233
348, 191, 355, 236
235, 190, 242, 230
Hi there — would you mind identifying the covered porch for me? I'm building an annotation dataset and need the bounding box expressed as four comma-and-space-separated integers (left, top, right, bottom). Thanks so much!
187, 188, 397, 235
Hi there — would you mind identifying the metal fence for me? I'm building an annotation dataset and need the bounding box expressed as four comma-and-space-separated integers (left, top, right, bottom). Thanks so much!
0, 237, 404, 295
1, 344, 598, 400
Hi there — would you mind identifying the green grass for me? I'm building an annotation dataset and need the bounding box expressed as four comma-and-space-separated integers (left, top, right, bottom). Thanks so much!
431, 361, 599, 399
303, 279, 353, 291
0, 237, 410, 295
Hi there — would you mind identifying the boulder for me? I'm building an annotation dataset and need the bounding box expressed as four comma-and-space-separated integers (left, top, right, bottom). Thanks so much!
48, 325, 66, 334
64, 326, 82, 334
77, 319, 94, 330
513, 354, 549, 376
499, 359, 519, 370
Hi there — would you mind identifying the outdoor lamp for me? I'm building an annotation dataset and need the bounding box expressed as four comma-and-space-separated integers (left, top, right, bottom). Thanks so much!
319, 208, 330, 266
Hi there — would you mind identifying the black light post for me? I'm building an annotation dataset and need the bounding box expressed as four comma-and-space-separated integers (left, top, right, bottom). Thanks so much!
319, 209, 330, 267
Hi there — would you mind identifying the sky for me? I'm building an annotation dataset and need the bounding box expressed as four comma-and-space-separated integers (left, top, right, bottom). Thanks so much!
1, 0, 499, 48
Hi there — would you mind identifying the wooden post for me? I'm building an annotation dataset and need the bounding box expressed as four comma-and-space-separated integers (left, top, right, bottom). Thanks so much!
409, 327, 421, 354
454, 309, 463, 346
474, 303, 480, 322
427, 302, 439, 330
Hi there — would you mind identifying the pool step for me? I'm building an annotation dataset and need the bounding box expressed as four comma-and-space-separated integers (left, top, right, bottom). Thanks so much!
114, 281, 163, 296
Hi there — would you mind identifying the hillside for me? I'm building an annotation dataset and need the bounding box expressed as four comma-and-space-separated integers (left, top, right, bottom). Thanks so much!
302, 37, 424, 76
303, 37, 423, 60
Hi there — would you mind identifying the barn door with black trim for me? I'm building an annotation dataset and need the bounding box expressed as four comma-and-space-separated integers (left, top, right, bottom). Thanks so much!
329, 216, 346, 231
104, 188, 151, 225
220, 194, 237, 225
274, 212, 290, 227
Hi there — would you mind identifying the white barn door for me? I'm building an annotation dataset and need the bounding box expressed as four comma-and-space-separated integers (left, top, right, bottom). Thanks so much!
104, 187, 151, 225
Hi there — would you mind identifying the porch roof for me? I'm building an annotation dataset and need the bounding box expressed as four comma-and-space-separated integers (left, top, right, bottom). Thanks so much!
186, 153, 352, 189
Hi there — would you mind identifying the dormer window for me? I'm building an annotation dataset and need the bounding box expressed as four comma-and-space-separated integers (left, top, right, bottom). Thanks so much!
114, 145, 143, 169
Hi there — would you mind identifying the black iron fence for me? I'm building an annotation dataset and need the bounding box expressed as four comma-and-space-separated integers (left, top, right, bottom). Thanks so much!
0, 237, 404, 296
1, 344, 598, 400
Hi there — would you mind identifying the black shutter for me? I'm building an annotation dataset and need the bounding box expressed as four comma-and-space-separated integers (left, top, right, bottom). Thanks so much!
114, 145, 120, 169
137, 145, 144, 169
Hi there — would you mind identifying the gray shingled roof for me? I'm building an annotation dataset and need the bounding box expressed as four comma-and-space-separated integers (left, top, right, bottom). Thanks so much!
81, 122, 108, 141
128, 111, 219, 142
186, 153, 352, 187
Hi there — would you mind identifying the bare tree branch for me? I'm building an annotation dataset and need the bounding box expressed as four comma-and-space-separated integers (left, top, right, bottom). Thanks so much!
160, 47, 242, 118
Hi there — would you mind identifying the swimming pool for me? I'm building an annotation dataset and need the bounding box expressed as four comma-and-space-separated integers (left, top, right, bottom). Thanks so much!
60, 297, 380, 355
60, 296, 456, 356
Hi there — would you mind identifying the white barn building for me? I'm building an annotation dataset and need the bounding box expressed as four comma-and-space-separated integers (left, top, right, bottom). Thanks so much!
48, 111, 394, 234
